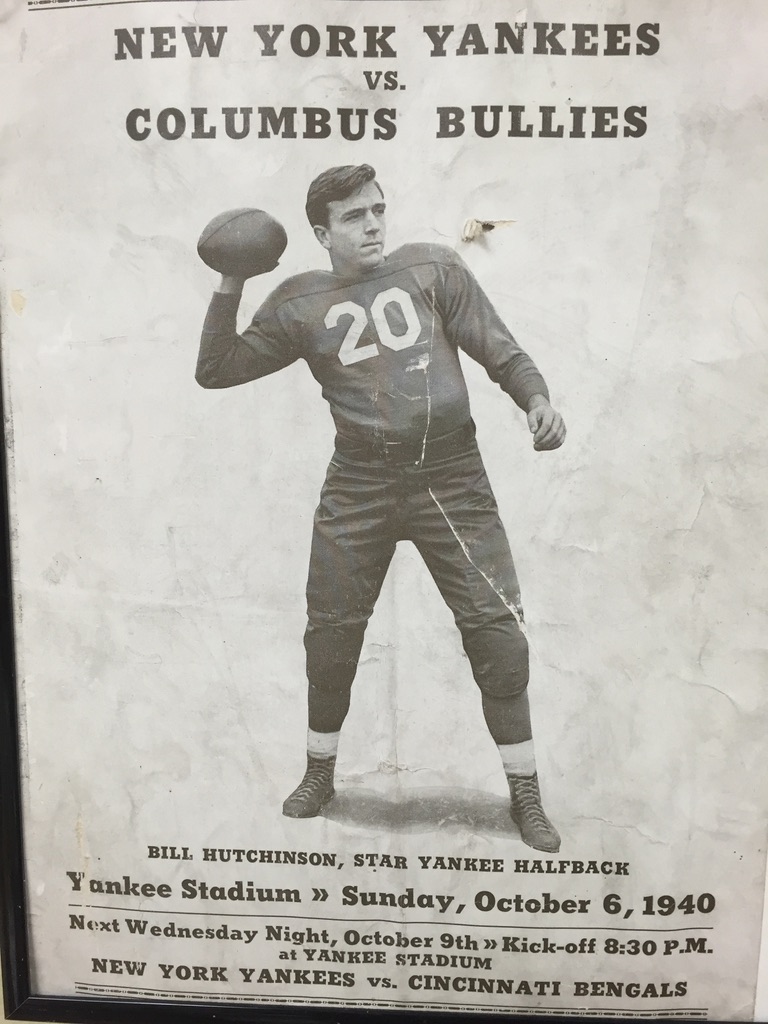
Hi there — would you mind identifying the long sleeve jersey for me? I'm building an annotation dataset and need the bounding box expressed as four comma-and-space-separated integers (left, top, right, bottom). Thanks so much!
197, 242, 549, 444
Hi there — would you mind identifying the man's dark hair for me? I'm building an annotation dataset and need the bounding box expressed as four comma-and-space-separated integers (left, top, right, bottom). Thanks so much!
305, 164, 383, 228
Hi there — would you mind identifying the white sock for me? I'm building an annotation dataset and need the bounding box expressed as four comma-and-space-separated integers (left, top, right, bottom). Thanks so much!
307, 729, 340, 760
498, 740, 536, 777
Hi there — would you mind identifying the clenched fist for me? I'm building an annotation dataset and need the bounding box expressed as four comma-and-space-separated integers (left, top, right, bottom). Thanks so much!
526, 396, 567, 451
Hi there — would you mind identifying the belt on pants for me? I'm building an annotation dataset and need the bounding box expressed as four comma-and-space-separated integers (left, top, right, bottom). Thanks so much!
334, 421, 476, 465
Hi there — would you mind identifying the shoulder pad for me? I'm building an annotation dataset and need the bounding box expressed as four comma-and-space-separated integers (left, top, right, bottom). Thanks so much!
387, 242, 463, 270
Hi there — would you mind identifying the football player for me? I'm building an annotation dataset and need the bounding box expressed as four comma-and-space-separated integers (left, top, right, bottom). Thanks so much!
196, 164, 566, 852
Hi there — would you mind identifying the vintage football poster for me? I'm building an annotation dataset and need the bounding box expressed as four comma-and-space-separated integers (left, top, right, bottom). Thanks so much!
1, 0, 767, 1020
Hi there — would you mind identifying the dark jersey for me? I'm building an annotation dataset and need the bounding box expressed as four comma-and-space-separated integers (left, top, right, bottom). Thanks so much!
197, 242, 549, 443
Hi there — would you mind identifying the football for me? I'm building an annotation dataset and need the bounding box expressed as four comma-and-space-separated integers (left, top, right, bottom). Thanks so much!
197, 208, 288, 278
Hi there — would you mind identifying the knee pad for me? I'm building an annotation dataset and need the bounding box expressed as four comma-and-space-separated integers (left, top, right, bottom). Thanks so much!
461, 618, 529, 700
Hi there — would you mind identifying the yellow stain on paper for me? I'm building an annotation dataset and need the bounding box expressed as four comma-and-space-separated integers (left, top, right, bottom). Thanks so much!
11, 290, 26, 315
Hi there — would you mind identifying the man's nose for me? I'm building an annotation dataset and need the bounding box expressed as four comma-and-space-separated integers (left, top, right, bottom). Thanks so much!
363, 212, 380, 233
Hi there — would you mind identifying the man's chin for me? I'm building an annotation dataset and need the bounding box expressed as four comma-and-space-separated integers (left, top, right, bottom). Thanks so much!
360, 246, 385, 267
335, 247, 385, 276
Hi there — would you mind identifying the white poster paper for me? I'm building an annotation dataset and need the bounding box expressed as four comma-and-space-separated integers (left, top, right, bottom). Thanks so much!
1, 0, 767, 1018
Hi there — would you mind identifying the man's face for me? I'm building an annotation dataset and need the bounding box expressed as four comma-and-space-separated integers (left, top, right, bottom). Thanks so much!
314, 181, 386, 276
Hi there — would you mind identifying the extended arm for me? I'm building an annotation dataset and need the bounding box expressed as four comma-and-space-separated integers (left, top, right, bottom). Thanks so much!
196, 274, 298, 389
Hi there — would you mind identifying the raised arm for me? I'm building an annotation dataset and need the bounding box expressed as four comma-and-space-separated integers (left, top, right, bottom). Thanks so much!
196, 273, 299, 389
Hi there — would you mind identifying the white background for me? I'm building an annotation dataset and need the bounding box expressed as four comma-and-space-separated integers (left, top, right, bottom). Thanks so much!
1, 0, 767, 1018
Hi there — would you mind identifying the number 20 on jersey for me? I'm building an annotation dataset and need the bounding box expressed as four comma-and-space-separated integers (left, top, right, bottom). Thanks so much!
325, 287, 424, 366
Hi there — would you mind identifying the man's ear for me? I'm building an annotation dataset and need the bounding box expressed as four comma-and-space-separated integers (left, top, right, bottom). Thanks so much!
313, 225, 331, 251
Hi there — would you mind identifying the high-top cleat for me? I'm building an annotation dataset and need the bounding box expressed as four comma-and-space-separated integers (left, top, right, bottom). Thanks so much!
508, 773, 561, 853
282, 755, 336, 818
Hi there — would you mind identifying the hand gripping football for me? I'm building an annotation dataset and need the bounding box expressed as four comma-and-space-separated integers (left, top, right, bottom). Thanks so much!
197, 208, 288, 278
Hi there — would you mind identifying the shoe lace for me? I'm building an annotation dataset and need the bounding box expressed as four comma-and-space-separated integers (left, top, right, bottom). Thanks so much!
513, 776, 551, 829
293, 760, 333, 799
